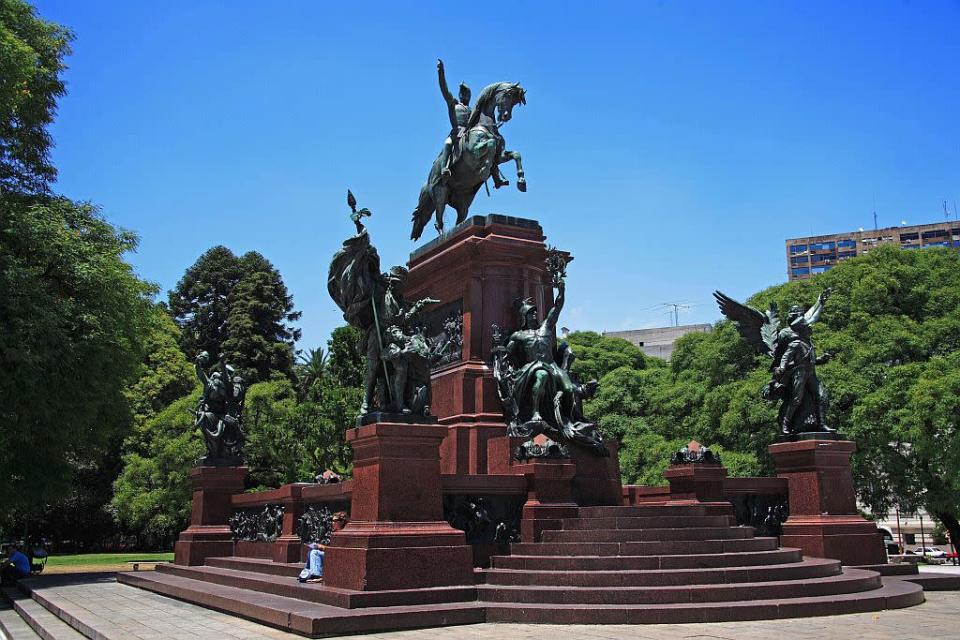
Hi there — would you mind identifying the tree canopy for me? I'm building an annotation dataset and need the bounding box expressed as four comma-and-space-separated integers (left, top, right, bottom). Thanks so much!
0, 196, 155, 513
168, 246, 301, 383
577, 245, 960, 550
0, 0, 72, 194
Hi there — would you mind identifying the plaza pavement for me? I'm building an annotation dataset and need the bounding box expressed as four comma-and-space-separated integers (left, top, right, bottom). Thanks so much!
3, 568, 959, 640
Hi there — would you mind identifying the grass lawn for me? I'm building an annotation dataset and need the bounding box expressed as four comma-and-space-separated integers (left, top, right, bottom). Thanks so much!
42, 551, 174, 574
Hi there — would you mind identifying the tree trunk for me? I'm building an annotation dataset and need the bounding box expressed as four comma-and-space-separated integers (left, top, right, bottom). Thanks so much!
931, 510, 960, 561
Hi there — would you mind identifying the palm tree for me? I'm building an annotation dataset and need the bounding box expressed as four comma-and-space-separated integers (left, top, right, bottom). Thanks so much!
296, 347, 328, 399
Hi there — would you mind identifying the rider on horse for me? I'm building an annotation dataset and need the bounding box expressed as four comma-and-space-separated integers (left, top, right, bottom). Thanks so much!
437, 59, 471, 183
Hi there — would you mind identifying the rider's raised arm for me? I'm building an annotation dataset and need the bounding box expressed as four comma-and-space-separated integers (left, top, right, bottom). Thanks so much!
437, 59, 458, 128
545, 281, 565, 329
195, 360, 210, 390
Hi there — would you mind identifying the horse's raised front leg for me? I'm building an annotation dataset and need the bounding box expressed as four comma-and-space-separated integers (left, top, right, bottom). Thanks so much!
499, 150, 526, 192
431, 182, 449, 234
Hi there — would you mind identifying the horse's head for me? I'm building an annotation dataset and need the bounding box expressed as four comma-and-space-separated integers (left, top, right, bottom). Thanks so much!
469, 82, 527, 128
495, 83, 526, 124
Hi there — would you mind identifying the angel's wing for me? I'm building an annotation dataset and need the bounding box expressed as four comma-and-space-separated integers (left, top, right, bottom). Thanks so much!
760, 303, 781, 355
713, 291, 777, 356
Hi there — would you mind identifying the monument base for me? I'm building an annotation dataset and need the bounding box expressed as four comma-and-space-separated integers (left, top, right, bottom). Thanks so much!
769, 438, 886, 565
664, 463, 728, 504
325, 521, 473, 591
323, 421, 474, 590
780, 515, 889, 566
174, 465, 248, 566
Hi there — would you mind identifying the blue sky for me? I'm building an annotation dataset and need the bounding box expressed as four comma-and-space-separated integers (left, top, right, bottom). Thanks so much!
35, 0, 960, 350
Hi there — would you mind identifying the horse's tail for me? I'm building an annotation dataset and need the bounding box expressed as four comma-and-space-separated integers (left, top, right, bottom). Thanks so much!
411, 183, 434, 241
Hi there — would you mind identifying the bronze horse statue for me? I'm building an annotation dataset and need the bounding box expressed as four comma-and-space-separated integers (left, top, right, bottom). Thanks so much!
411, 82, 526, 241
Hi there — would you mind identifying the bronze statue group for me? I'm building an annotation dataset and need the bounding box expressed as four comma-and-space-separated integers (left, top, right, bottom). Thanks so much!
198, 58, 837, 473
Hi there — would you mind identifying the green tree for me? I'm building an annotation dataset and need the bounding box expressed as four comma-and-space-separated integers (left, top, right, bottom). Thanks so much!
0, 0, 72, 194
326, 325, 364, 388
168, 247, 300, 383
125, 307, 195, 431
0, 196, 154, 514
111, 393, 204, 547
168, 245, 243, 360
582, 245, 960, 550
295, 347, 328, 400
110, 307, 196, 546
223, 252, 301, 382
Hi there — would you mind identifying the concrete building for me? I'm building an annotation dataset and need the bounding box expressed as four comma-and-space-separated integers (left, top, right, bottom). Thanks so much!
603, 323, 712, 360
785, 220, 960, 281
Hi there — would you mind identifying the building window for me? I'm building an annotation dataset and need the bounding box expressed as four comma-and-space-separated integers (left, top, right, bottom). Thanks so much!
837, 239, 856, 248
790, 256, 809, 265
838, 250, 857, 259
810, 241, 836, 251
904, 533, 916, 545
922, 229, 948, 239
902, 244, 920, 250
789, 244, 808, 254
791, 267, 810, 277
900, 232, 920, 242
926, 241, 950, 247
811, 265, 831, 274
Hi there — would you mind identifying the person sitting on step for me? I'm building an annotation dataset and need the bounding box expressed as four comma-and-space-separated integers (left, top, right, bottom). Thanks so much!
298, 543, 325, 583
1, 543, 31, 585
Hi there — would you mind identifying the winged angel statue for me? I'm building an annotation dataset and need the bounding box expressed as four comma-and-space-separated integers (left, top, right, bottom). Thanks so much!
714, 289, 836, 437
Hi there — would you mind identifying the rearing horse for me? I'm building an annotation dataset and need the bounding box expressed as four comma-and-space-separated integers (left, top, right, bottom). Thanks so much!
411, 82, 526, 241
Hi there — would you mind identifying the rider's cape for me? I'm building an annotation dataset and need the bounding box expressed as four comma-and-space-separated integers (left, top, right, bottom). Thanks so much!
327, 229, 383, 332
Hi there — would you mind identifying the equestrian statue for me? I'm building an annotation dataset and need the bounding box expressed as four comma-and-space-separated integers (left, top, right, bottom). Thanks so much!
411, 59, 527, 241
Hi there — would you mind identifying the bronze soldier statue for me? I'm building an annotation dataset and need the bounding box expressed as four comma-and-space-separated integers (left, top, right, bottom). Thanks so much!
492, 249, 607, 456
194, 351, 245, 465
329, 191, 439, 418
714, 289, 835, 437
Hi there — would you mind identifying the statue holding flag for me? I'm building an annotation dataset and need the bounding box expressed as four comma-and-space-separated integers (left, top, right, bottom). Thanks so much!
328, 191, 439, 419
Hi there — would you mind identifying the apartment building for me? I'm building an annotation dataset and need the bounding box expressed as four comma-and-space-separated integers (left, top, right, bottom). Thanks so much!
785, 220, 960, 281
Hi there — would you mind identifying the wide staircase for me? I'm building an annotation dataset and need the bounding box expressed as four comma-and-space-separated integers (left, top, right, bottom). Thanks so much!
478, 502, 923, 623
103, 502, 929, 636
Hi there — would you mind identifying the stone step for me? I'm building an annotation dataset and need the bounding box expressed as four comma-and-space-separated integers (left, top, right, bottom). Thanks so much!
158, 563, 477, 609
1, 588, 85, 640
0, 599, 42, 640
541, 526, 754, 543
492, 548, 804, 571
483, 577, 924, 624
577, 504, 733, 518
206, 555, 303, 578
479, 557, 841, 587
559, 515, 735, 530
476, 568, 882, 604
118, 571, 485, 636
509, 537, 779, 557
889, 573, 960, 591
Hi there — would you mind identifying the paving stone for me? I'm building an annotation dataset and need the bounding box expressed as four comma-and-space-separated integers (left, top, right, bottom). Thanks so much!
5, 576, 960, 639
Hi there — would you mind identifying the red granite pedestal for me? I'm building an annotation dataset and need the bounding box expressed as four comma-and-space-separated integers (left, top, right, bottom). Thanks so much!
324, 421, 474, 591
174, 465, 248, 566
512, 453, 579, 543
664, 463, 728, 504
405, 215, 556, 476
769, 438, 886, 565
